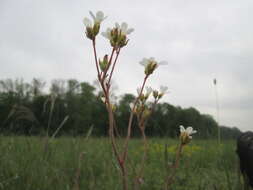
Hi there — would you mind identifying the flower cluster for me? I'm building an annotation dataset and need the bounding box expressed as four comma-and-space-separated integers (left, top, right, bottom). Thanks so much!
102, 22, 134, 48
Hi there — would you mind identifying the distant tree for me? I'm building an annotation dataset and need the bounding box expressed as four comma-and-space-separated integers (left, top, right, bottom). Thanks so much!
0, 78, 241, 138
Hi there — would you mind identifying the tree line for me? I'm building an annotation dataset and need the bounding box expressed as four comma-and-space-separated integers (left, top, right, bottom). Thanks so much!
0, 78, 241, 139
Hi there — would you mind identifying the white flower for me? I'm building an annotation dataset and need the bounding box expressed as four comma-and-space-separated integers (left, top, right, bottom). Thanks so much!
89, 11, 107, 24
83, 11, 107, 28
139, 57, 168, 68
179, 125, 197, 139
115, 22, 134, 35
83, 17, 92, 28
139, 57, 168, 75
101, 28, 112, 40
145, 86, 153, 95
160, 86, 168, 94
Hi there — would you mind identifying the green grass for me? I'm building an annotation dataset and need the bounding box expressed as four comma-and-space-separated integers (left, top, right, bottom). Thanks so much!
0, 136, 244, 190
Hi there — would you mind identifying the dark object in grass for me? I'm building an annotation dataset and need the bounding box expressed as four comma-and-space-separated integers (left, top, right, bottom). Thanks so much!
237, 131, 253, 188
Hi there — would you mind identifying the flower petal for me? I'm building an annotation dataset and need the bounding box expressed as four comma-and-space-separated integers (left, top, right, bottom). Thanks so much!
186, 127, 193, 134
115, 22, 120, 29
96, 11, 106, 22
160, 86, 168, 93
139, 58, 149, 66
89, 11, 96, 20
145, 86, 153, 94
126, 28, 134, 34
83, 17, 92, 27
121, 22, 128, 33
149, 57, 155, 62
179, 125, 185, 133
96, 11, 104, 19
158, 61, 168, 65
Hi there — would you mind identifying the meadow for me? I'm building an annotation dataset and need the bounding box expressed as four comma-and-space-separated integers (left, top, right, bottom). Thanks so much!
0, 136, 243, 190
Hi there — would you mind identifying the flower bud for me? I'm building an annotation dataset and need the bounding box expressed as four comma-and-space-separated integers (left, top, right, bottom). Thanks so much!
99, 55, 109, 71
85, 27, 94, 40
153, 90, 159, 99
139, 94, 145, 102
118, 34, 128, 48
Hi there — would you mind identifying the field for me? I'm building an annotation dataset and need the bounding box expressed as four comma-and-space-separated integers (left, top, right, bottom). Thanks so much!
0, 137, 244, 190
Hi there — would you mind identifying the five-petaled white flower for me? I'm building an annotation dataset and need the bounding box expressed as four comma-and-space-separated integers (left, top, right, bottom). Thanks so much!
139, 57, 167, 75
139, 57, 167, 68
83, 11, 107, 27
179, 125, 197, 139
115, 22, 134, 35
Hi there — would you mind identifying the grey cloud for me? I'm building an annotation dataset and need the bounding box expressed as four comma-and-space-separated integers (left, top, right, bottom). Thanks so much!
1, 0, 253, 131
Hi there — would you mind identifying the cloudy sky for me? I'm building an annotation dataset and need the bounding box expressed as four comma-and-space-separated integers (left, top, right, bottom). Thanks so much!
1, 0, 252, 131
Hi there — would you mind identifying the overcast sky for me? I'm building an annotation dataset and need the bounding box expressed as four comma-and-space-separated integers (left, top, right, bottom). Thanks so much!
1, 0, 252, 131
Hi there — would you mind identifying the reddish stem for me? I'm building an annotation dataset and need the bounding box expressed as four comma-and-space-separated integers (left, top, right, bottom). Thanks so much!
108, 48, 121, 85
92, 40, 101, 80
122, 75, 148, 162
165, 143, 184, 190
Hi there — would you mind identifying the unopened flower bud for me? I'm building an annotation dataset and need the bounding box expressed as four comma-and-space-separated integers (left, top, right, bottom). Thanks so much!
153, 90, 159, 99
139, 94, 145, 102
99, 55, 109, 71
85, 27, 94, 40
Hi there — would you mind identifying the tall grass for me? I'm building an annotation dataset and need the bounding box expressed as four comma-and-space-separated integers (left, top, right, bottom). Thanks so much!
0, 137, 243, 190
